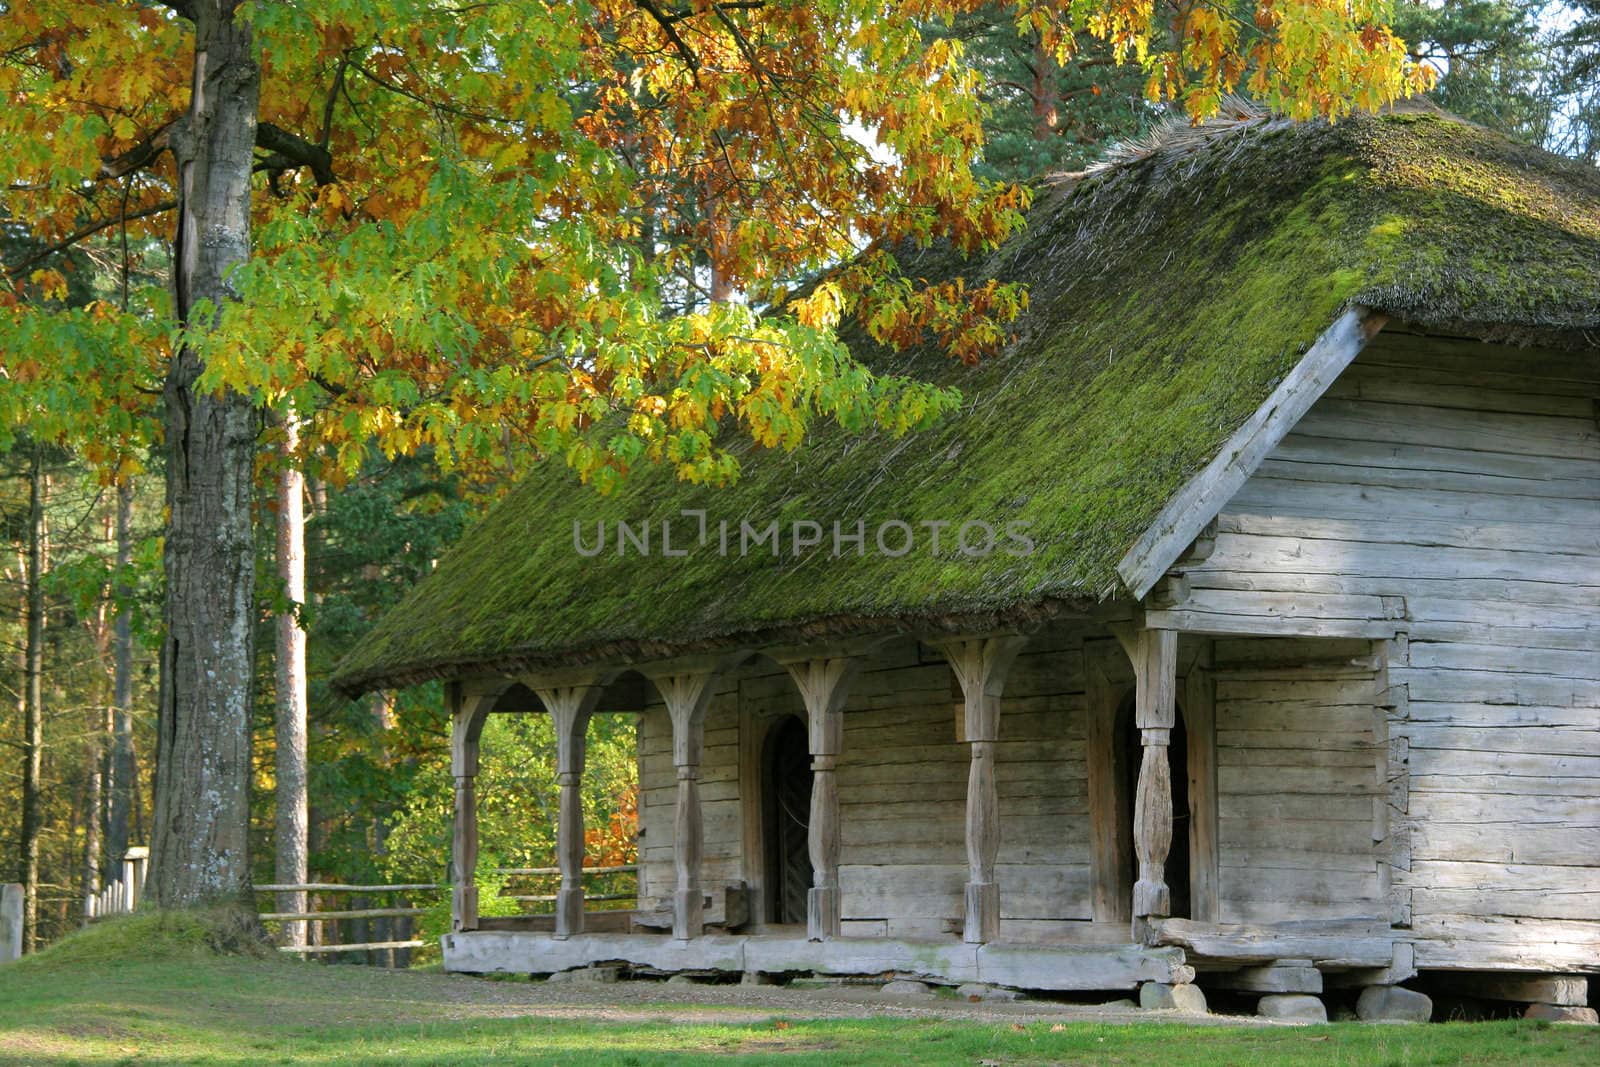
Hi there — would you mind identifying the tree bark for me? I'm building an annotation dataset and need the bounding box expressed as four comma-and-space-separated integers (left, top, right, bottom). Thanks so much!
19, 446, 46, 951
274, 412, 309, 946
1031, 33, 1060, 141
107, 479, 136, 868
149, 1, 262, 909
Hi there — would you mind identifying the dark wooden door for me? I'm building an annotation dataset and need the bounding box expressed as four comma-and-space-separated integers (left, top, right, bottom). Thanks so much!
764, 716, 812, 925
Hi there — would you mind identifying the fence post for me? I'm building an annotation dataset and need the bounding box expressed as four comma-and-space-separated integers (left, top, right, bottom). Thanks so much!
124, 847, 148, 913
1, 885, 22, 963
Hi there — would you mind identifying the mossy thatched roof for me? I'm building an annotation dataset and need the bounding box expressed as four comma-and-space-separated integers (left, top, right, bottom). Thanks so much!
334, 109, 1600, 695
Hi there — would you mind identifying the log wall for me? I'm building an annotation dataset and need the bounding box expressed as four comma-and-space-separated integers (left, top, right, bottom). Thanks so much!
637, 630, 1096, 941
1161, 329, 1600, 971
1210, 636, 1386, 924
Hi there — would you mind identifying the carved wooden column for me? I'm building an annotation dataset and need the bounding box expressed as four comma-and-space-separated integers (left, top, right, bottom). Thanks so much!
779, 655, 863, 941
1131, 628, 1178, 943
448, 683, 496, 933
939, 635, 1028, 944
532, 683, 606, 940
648, 668, 720, 940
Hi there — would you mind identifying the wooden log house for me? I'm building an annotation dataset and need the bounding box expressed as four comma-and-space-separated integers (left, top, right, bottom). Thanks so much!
333, 108, 1599, 1009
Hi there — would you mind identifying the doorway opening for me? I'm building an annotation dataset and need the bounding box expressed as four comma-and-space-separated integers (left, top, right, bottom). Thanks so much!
762, 716, 812, 925
1118, 692, 1191, 920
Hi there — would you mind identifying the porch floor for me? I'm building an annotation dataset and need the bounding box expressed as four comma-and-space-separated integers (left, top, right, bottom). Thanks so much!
441, 930, 1194, 991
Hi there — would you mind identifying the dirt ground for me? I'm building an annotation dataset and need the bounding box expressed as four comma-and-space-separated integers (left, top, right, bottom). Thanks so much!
404, 969, 1275, 1027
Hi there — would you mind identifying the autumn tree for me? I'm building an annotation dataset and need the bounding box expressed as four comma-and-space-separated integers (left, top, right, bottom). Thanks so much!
2, 0, 1430, 911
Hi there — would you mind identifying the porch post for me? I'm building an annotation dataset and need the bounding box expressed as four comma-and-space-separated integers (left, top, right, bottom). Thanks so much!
449, 683, 496, 933
1131, 628, 1178, 943
648, 669, 720, 940
939, 635, 1028, 944
779, 656, 863, 941
532, 683, 606, 940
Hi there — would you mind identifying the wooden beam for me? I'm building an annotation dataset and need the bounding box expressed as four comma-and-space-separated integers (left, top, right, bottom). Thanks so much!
1084, 640, 1133, 925
529, 681, 607, 940
1116, 307, 1386, 600
778, 655, 865, 942
1184, 652, 1219, 924
1131, 629, 1177, 942
646, 668, 721, 940
1154, 918, 1396, 968
937, 635, 1029, 945
449, 682, 501, 933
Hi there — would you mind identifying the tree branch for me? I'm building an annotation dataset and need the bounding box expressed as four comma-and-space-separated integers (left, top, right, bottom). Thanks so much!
635, 0, 701, 78
256, 122, 335, 185
5, 201, 177, 278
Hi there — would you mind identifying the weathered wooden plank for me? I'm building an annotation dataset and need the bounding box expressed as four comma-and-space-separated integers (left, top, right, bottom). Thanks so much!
1219, 747, 1379, 770
1218, 766, 1382, 794
1219, 795, 1376, 821
261, 907, 425, 922
1410, 774, 1600, 798
1321, 371, 1597, 418
1216, 510, 1600, 558
1186, 663, 1220, 924
1145, 610, 1403, 640
1411, 915, 1600, 973
1291, 398, 1599, 461
284, 940, 426, 954
1268, 430, 1599, 487
1408, 857, 1600, 895
1411, 887, 1600, 921
1408, 792, 1600, 825
1196, 534, 1587, 585
1084, 639, 1133, 926
1404, 702, 1600, 729
1217, 865, 1381, 902
1152, 918, 1395, 967
1232, 476, 1600, 528
1196, 570, 1600, 616
1388, 668, 1599, 709
1217, 730, 1378, 751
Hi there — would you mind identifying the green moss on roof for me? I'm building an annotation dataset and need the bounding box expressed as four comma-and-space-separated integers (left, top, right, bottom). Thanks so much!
334, 110, 1600, 694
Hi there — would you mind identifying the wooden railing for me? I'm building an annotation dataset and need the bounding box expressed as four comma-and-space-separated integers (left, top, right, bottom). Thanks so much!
496, 863, 637, 905
257, 864, 637, 962
82, 855, 636, 965
253, 882, 438, 956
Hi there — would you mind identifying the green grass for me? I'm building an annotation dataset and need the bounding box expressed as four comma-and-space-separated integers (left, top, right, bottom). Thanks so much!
1, 918, 1597, 1065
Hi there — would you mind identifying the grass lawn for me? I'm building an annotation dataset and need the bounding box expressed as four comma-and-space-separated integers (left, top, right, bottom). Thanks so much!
1, 915, 1596, 1066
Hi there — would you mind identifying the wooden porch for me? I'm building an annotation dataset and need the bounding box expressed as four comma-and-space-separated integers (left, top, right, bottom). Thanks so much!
441, 928, 1193, 991
439, 620, 1427, 994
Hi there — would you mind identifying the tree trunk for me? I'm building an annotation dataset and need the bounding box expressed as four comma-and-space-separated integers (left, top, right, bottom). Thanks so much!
82, 714, 105, 925
108, 479, 136, 867
1031, 34, 1059, 142
20, 447, 46, 951
274, 412, 309, 946
149, 2, 261, 909
82, 504, 116, 924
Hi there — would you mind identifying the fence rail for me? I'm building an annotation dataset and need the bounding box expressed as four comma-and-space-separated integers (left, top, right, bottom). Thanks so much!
81, 857, 639, 964
257, 864, 638, 961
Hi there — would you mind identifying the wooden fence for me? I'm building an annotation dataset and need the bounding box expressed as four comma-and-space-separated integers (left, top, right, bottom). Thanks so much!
257, 864, 638, 964
81, 854, 637, 966
84, 847, 148, 921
